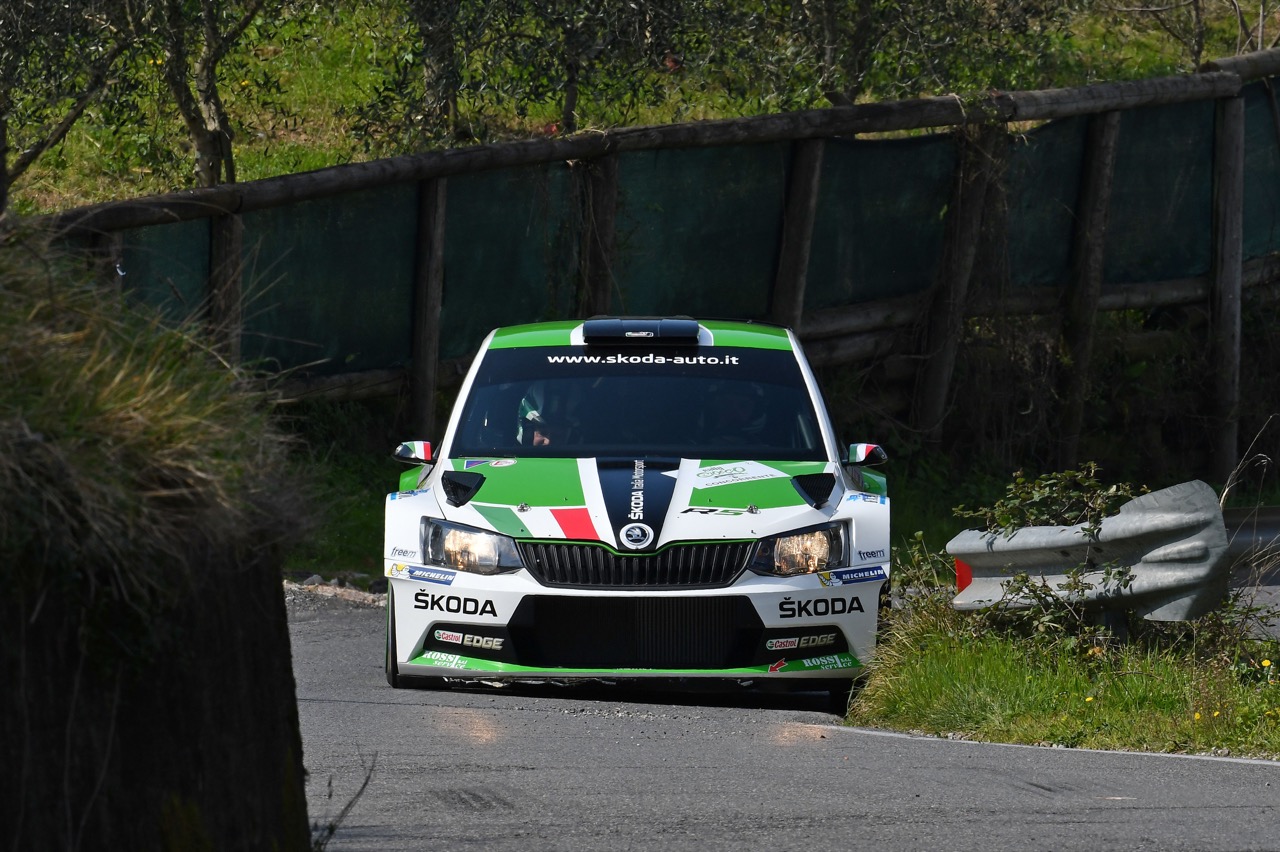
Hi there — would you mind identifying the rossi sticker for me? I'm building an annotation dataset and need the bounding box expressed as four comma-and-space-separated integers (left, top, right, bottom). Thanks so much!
799, 653, 857, 670
422, 651, 468, 669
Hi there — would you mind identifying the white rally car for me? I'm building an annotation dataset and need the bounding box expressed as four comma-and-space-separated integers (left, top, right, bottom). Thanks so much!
384, 317, 889, 705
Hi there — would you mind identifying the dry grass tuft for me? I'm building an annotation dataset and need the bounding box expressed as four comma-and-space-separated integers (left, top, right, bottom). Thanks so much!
0, 228, 294, 652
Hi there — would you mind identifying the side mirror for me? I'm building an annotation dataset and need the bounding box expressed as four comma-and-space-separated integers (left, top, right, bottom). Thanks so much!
847, 443, 887, 466
393, 441, 432, 465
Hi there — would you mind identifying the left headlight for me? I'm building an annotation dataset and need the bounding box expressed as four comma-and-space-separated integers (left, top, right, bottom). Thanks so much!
420, 517, 523, 575
751, 524, 846, 577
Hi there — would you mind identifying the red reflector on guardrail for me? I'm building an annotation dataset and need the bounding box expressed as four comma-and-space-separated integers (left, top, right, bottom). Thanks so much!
955, 558, 972, 592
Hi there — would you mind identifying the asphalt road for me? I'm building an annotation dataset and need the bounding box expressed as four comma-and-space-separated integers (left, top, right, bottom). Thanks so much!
290, 591, 1280, 852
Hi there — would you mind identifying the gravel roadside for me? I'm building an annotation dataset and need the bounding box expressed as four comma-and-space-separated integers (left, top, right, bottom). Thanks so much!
283, 580, 385, 615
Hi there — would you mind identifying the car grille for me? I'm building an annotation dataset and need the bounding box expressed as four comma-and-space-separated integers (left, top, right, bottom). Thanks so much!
508, 596, 762, 669
517, 541, 755, 588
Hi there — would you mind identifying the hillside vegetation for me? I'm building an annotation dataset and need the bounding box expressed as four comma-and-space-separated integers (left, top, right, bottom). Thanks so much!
5, 1, 1274, 214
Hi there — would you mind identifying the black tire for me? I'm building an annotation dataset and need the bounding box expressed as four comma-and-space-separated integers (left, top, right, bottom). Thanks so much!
826, 679, 856, 716
386, 584, 403, 688
385, 583, 449, 691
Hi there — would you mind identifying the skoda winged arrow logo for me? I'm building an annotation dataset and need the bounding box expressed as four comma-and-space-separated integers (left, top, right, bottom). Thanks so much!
620, 522, 654, 550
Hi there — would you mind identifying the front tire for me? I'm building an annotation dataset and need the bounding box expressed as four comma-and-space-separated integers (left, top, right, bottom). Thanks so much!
819, 672, 868, 716
826, 679, 856, 716
386, 584, 403, 688
385, 582, 448, 691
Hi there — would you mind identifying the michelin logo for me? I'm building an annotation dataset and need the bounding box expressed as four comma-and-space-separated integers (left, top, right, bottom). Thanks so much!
409, 566, 456, 585
819, 566, 888, 586
388, 564, 457, 585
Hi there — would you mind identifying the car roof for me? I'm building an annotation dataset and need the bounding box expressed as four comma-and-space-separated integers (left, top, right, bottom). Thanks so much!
487, 318, 794, 351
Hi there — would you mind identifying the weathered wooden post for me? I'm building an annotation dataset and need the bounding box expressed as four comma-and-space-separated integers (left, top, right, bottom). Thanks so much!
580, 153, 618, 317
771, 138, 826, 333
914, 124, 1004, 442
1209, 93, 1244, 483
209, 213, 244, 362
411, 178, 447, 439
1057, 111, 1121, 470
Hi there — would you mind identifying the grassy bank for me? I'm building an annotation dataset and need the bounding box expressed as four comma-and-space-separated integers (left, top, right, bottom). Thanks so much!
855, 592, 1280, 757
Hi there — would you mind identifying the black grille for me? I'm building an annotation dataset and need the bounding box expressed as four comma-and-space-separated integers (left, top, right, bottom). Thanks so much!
509, 596, 762, 669
518, 541, 754, 588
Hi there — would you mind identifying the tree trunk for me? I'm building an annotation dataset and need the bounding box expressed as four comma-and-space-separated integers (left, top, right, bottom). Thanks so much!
161, 15, 221, 188
195, 51, 235, 184
563, 60, 579, 134
415, 0, 461, 135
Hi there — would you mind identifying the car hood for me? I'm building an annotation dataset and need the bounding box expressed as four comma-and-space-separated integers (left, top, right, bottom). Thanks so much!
431, 456, 840, 550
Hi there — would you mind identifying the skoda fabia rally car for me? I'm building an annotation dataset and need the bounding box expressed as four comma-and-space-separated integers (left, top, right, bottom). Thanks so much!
384, 317, 889, 704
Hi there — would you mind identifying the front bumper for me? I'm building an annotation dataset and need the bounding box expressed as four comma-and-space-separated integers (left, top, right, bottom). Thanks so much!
387, 563, 886, 682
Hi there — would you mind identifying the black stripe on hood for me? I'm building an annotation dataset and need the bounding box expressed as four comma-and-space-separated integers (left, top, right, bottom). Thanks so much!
596, 458, 680, 552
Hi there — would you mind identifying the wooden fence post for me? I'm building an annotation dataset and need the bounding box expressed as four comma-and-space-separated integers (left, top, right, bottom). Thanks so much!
1211, 94, 1245, 483
913, 124, 1003, 441
91, 230, 126, 294
580, 154, 618, 317
208, 214, 244, 363
412, 178, 448, 439
1057, 110, 1121, 470
771, 139, 826, 332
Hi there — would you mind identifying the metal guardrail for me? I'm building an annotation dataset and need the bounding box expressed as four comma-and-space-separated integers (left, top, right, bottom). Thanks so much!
948, 481, 1231, 621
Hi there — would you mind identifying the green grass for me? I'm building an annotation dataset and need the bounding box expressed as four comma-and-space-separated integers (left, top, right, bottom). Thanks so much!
852, 597, 1280, 757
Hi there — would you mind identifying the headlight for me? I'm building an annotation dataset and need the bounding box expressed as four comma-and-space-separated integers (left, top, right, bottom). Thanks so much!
420, 517, 523, 575
752, 525, 845, 576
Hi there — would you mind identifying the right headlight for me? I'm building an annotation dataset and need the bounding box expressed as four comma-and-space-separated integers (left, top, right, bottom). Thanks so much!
420, 517, 523, 575
751, 524, 846, 577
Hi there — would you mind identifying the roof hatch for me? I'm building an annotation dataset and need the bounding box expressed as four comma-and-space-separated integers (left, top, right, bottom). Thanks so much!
582, 317, 701, 345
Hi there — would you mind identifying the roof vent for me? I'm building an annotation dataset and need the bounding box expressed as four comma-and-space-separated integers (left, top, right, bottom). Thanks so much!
582, 317, 700, 345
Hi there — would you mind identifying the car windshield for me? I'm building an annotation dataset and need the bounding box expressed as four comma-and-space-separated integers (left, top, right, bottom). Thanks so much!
448, 345, 827, 461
